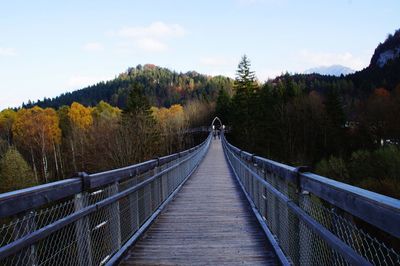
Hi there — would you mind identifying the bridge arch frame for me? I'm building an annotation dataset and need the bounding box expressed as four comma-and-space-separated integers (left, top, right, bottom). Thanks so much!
211, 117, 223, 129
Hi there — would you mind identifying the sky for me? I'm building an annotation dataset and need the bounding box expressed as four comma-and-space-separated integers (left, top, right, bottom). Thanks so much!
0, 0, 399, 109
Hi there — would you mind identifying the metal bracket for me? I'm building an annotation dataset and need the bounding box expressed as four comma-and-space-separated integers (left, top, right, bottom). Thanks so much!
294, 166, 309, 193
77, 172, 91, 191
251, 154, 256, 164
154, 157, 160, 167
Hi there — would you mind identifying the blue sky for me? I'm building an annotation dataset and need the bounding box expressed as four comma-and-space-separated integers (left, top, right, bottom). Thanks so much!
0, 0, 399, 109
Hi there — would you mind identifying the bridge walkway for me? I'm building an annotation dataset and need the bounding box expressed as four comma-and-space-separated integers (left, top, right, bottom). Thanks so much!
120, 138, 278, 265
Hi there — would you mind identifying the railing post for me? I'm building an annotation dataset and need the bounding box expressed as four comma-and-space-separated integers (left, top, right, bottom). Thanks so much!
151, 162, 160, 211
14, 210, 37, 266
27, 211, 37, 266
128, 176, 140, 234
160, 162, 168, 202
74, 190, 93, 266
108, 181, 122, 252
298, 191, 315, 265
294, 166, 310, 265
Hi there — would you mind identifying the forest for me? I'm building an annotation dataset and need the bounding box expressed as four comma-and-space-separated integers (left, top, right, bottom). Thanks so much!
218, 52, 400, 199
0, 85, 214, 193
24, 64, 234, 109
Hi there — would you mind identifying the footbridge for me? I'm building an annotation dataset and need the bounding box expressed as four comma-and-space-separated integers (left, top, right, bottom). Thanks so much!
0, 118, 399, 265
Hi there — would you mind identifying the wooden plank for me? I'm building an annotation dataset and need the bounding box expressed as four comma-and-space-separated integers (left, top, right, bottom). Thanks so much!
120, 139, 278, 265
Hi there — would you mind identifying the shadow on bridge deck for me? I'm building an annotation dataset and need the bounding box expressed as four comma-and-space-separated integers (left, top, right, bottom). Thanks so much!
120, 138, 278, 265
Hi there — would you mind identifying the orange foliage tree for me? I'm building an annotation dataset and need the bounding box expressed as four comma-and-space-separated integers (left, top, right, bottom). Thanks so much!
67, 102, 93, 172
0, 108, 17, 145
68, 102, 93, 130
12, 106, 61, 182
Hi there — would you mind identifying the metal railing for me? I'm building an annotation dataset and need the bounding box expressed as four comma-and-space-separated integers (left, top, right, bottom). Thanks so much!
0, 133, 211, 266
222, 133, 400, 266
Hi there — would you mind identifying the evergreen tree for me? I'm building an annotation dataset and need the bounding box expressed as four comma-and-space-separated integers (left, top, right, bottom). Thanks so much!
324, 90, 346, 155
231, 55, 258, 148
234, 55, 257, 95
126, 83, 151, 116
325, 90, 345, 129
216, 88, 231, 124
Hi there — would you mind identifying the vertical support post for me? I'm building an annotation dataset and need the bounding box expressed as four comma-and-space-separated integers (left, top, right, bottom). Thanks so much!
27, 211, 37, 266
261, 169, 268, 220
292, 166, 310, 265
154, 158, 162, 208
161, 162, 168, 202
278, 177, 289, 255
74, 192, 93, 266
14, 210, 38, 266
299, 191, 314, 265
151, 163, 160, 211
270, 173, 279, 239
128, 176, 139, 234
108, 182, 121, 252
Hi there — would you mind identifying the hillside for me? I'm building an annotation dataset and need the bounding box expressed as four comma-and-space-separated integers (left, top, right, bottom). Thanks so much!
349, 29, 400, 93
26, 64, 234, 109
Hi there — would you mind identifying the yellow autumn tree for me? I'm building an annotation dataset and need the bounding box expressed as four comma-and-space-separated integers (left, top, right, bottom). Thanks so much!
82, 101, 122, 171
68, 102, 93, 130
92, 101, 121, 122
66, 102, 93, 172
12, 106, 61, 182
0, 108, 17, 145
152, 104, 186, 153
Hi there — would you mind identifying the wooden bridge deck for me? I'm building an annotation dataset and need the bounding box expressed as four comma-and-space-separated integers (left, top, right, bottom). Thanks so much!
120, 138, 278, 265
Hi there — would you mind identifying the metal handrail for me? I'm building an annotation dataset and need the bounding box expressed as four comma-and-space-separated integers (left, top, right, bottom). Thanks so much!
223, 138, 400, 238
0, 137, 208, 219
0, 134, 211, 266
222, 133, 400, 266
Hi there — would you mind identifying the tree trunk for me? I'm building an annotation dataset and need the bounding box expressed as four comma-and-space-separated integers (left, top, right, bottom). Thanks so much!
70, 139, 77, 172
30, 147, 39, 184
58, 144, 64, 178
53, 142, 59, 179
42, 153, 48, 183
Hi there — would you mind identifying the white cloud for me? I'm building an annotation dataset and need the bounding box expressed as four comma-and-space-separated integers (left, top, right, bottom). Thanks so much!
200, 57, 236, 67
67, 75, 113, 89
115, 21, 185, 53
117, 22, 185, 39
299, 50, 366, 70
0, 47, 17, 56
83, 42, 104, 52
135, 38, 167, 52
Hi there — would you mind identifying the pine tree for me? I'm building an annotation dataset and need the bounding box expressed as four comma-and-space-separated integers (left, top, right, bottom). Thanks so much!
216, 88, 231, 124
234, 55, 257, 95
325, 90, 345, 129
126, 83, 151, 116
231, 55, 258, 148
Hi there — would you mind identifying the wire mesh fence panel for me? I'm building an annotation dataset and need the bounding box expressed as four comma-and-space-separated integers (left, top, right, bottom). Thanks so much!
222, 135, 400, 266
0, 135, 211, 266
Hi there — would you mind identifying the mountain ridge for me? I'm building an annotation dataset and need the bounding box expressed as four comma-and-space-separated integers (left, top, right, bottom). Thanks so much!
23, 28, 400, 109
304, 65, 355, 76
